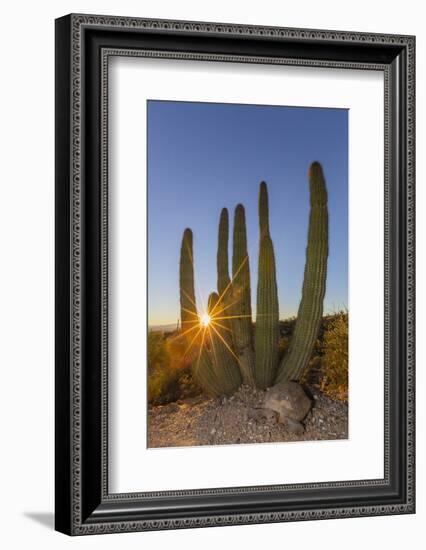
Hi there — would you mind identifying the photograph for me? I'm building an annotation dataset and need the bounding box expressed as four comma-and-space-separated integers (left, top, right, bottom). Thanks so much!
147, 100, 349, 448
52, 10, 415, 538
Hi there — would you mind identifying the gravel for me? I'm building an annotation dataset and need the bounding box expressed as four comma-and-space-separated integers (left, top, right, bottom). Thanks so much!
148, 385, 348, 448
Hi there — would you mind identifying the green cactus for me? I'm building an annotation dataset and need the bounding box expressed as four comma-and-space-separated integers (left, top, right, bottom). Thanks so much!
259, 181, 270, 238
207, 292, 242, 394
232, 204, 256, 386
216, 208, 235, 347
179, 162, 330, 396
193, 342, 222, 397
179, 226, 241, 397
255, 182, 279, 388
276, 161, 329, 383
179, 228, 199, 343
217, 208, 231, 298
192, 292, 242, 397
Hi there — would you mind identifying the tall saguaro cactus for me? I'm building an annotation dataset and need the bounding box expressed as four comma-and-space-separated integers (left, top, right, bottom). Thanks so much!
276, 162, 329, 383
255, 182, 279, 388
179, 228, 198, 342
232, 204, 256, 386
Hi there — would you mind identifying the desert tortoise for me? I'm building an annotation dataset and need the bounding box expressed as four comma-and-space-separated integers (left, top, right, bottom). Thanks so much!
264, 381, 311, 433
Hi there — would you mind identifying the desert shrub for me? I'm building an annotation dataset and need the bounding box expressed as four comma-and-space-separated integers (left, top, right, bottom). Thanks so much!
148, 365, 176, 404
165, 333, 192, 369
147, 331, 201, 405
277, 335, 290, 362
319, 313, 348, 401
147, 331, 169, 375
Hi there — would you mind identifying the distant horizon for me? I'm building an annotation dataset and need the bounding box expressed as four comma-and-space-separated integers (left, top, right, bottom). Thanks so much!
148, 100, 348, 326
148, 308, 349, 331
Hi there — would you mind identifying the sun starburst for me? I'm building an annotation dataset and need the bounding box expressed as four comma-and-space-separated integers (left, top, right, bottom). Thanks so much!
177, 248, 258, 373
200, 313, 211, 327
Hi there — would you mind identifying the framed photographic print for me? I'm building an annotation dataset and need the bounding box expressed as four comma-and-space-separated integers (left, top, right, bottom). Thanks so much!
55, 14, 415, 535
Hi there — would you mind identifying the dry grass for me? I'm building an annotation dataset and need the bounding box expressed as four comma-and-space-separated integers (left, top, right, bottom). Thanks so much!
318, 313, 348, 402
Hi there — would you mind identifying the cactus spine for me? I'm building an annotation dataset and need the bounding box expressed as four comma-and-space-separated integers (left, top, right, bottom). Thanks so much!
276, 162, 329, 383
255, 182, 279, 388
179, 228, 198, 342
232, 204, 256, 386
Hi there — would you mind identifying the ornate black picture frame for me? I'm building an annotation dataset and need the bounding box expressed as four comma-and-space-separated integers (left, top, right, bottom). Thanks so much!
55, 14, 415, 535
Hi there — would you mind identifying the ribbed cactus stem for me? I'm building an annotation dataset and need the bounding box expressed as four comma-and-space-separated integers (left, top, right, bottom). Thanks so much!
259, 181, 270, 238
255, 181, 279, 389
217, 208, 231, 296
232, 204, 256, 386
193, 343, 222, 397
191, 292, 242, 397
207, 292, 242, 395
179, 228, 198, 341
276, 162, 329, 383
216, 208, 237, 350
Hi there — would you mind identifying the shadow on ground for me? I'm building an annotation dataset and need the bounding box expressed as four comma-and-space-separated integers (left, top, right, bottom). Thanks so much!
24, 512, 54, 530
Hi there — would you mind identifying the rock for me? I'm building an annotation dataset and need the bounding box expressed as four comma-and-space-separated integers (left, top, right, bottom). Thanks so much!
263, 382, 311, 433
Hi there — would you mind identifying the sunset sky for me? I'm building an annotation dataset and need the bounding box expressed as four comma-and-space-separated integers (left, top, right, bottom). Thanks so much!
147, 100, 348, 327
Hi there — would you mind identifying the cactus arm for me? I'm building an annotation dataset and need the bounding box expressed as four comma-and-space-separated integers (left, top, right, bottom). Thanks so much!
192, 292, 242, 397
207, 292, 242, 395
179, 228, 198, 340
193, 340, 222, 397
255, 181, 279, 388
276, 162, 329, 383
259, 181, 270, 238
217, 208, 231, 297
231, 204, 256, 386
215, 208, 236, 348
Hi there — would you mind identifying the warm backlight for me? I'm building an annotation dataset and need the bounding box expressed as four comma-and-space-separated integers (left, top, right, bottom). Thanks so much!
200, 313, 211, 327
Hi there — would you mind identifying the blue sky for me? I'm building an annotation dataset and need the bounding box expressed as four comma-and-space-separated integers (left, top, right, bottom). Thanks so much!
147, 100, 348, 326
